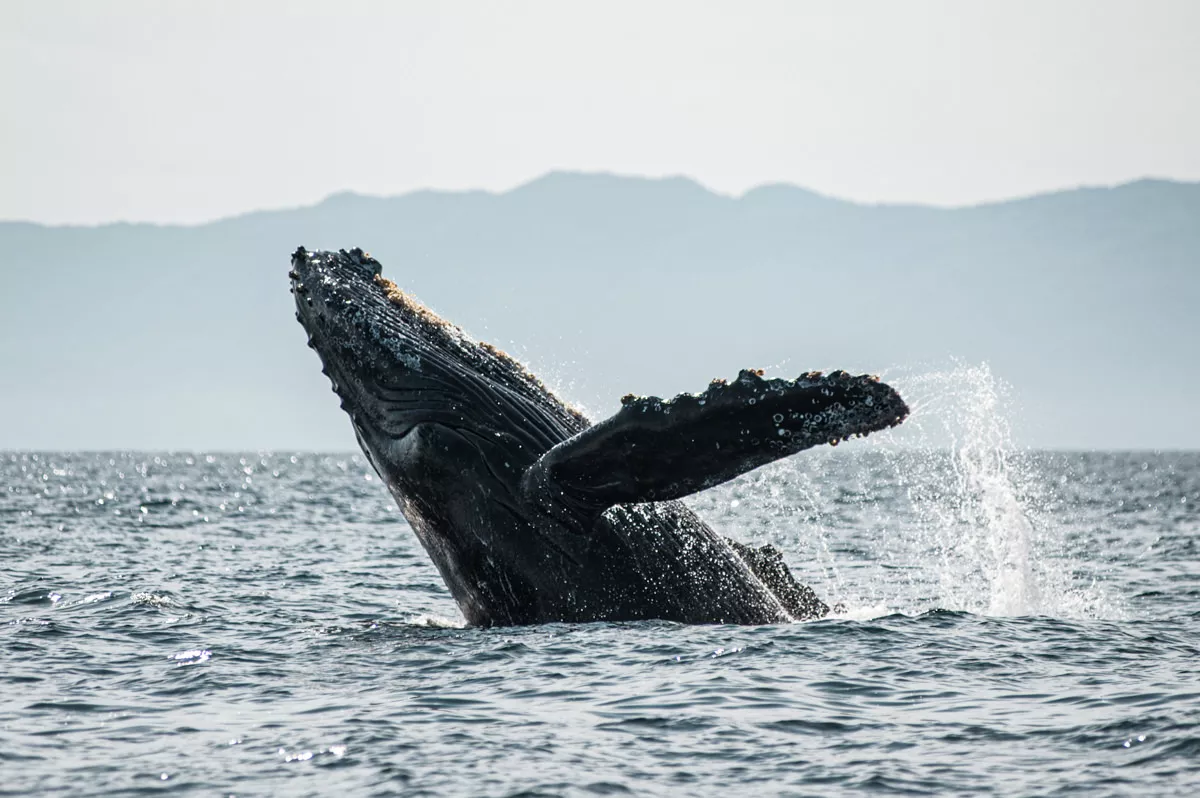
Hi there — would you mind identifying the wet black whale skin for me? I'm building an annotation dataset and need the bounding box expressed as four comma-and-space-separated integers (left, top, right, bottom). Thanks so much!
290, 247, 909, 626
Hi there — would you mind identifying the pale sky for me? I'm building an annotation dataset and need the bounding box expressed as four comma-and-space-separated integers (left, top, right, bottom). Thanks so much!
2, 0, 1198, 225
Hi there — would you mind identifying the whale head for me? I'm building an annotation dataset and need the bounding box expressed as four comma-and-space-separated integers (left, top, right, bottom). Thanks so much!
289, 247, 586, 486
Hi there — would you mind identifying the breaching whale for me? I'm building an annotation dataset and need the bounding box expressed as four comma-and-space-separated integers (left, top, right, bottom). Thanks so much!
290, 247, 909, 626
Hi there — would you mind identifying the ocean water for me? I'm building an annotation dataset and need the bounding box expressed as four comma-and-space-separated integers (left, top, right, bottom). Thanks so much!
2, 371, 1198, 796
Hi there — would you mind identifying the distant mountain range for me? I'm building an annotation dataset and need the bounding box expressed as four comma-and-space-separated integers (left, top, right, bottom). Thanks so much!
2, 172, 1197, 450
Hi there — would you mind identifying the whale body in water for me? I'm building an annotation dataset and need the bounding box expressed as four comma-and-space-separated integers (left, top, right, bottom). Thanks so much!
290, 247, 909, 626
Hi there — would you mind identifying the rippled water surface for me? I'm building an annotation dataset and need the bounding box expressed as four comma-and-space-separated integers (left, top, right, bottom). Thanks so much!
2, 446, 1198, 796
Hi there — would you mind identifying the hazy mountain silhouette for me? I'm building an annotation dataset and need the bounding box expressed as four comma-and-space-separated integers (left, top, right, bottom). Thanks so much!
2, 172, 1197, 450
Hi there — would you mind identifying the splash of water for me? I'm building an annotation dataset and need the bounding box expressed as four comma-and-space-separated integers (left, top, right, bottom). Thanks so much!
873, 363, 1114, 618
405, 613, 468, 629
898, 364, 1039, 615
708, 362, 1115, 620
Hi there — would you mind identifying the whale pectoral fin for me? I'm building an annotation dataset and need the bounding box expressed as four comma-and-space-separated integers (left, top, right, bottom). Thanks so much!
520, 369, 908, 517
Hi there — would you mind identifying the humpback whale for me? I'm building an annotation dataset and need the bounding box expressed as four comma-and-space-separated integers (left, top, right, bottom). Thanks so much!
290, 247, 909, 626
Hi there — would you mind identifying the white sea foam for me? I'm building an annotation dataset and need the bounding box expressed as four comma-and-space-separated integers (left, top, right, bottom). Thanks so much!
406, 613, 467, 629
831, 602, 894, 622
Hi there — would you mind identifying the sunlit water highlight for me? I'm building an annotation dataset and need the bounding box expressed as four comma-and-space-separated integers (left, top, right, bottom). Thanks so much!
2, 367, 1198, 795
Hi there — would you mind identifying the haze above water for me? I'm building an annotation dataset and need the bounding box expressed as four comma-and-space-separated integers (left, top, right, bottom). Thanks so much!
1, 172, 1197, 450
